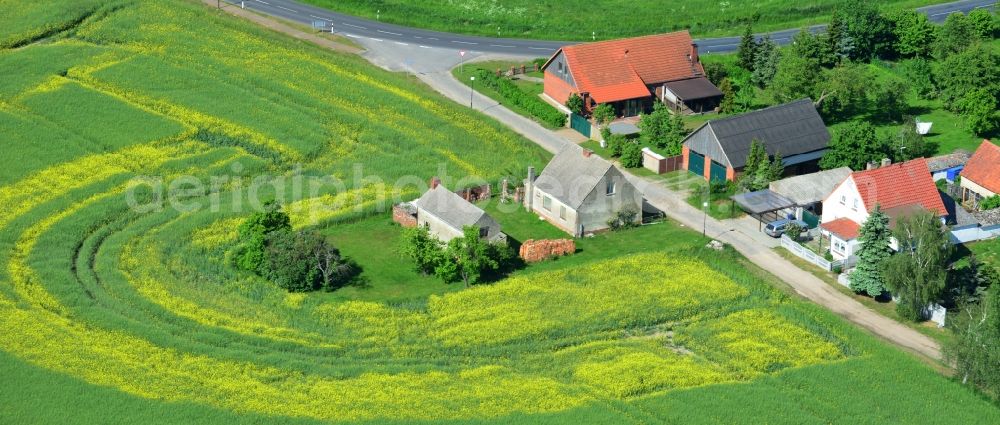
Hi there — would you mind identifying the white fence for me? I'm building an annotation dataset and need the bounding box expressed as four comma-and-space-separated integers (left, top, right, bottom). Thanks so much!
781, 235, 833, 270
950, 223, 1000, 244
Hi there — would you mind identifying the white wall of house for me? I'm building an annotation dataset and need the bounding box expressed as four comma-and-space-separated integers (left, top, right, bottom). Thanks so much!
531, 188, 580, 236
828, 234, 861, 261
821, 177, 870, 225
416, 209, 465, 242
961, 177, 997, 206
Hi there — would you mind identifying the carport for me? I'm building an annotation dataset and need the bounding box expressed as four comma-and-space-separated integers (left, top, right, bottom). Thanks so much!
730, 189, 797, 231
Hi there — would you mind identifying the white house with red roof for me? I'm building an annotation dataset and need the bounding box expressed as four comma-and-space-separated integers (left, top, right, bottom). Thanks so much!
960, 139, 1000, 209
820, 158, 948, 261
541, 31, 722, 116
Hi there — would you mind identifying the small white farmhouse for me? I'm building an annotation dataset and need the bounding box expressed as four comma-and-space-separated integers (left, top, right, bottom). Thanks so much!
820, 158, 947, 261
525, 145, 642, 237
413, 182, 503, 243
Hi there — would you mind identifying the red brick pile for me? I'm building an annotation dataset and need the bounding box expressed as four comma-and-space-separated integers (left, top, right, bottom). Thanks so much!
519, 239, 576, 263
392, 204, 417, 228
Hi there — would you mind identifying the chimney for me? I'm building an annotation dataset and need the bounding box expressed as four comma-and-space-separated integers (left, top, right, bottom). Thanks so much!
527, 166, 536, 183
866, 162, 877, 171
525, 166, 536, 211
430, 177, 441, 189
881, 158, 892, 168
583, 149, 593, 158
690, 43, 699, 63
624, 49, 629, 60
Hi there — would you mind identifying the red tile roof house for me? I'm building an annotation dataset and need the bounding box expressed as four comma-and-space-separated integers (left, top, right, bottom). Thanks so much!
960, 139, 1000, 209
541, 31, 723, 118
820, 158, 948, 261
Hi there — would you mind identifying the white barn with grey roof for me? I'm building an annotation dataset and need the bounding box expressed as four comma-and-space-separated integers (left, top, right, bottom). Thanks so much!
414, 184, 503, 243
525, 145, 642, 236
682, 99, 831, 182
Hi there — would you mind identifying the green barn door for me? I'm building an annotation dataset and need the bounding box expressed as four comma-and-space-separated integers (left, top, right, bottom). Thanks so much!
570, 113, 591, 138
710, 161, 727, 182
688, 152, 705, 177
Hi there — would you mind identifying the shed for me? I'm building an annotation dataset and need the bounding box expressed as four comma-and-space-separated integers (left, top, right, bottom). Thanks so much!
731, 189, 797, 229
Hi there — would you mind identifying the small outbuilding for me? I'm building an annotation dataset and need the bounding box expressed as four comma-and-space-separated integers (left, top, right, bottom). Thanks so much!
413, 182, 504, 243
769, 167, 853, 225
960, 139, 1000, 209
927, 150, 969, 183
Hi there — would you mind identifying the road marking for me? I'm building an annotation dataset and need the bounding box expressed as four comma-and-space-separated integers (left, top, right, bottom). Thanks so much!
370, 38, 383, 42
343, 23, 366, 29
378, 30, 403, 36
426, 37, 438, 40
276, 5, 295, 12
396, 42, 409, 46
452, 40, 478, 45
255, 0, 269, 4
344, 34, 361, 38
413, 36, 423, 39
528, 47, 552, 50
309, 14, 325, 19
490, 44, 515, 48
419, 45, 430, 49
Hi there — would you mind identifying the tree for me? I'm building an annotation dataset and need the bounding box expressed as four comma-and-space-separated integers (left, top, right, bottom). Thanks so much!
400, 225, 444, 275
815, 63, 870, 121
768, 49, 821, 103
442, 226, 502, 287
718, 78, 736, 113
842, 0, 893, 61
898, 58, 936, 100
751, 36, 780, 88
883, 212, 952, 321
824, 9, 850, 65
946, 286, 1000, 395
956, 88, 1000, 136
592, 103, 615, 126
872, 75, 910, 122
703, 62, 729, 86
850, 206, 892, 297
738, 23, 758, 71
935, 12, 978, 59
819, 121, 892, 170
738, 140, 783, 191
565, 93, 584, 115
890, 10, 936, 58
236, 201, 291, 274
935, 44, 1000, 110
968, 8, 1000, 39
312, 235, 357, 291
893, 118, 930, 162
638, 103, 686, 155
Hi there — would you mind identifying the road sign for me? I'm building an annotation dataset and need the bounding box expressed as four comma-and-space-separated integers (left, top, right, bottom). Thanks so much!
312, 20, 326, 30
459, 50, 466, 57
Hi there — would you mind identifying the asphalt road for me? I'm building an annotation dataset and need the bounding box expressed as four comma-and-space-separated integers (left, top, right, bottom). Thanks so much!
224, 0, 997, 57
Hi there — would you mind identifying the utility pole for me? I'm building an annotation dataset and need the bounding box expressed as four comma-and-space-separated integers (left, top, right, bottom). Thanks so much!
469, 76, 476, 108
703, 201, 709, 237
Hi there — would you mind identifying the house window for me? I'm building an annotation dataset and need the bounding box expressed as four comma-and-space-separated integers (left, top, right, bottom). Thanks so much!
543, 196, 552, 211
833, 240, 846, 254
479, 227, 489, 238
606, 180, 616, 196
852, 199, 859, 211
559, 205, 567, 221
557, 62, 563, 73
840, 195, 846, 205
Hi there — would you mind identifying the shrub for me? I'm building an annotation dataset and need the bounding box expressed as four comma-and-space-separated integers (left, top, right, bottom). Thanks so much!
607, 206, 639, 231
235, 201, 291, 274
473, 69, 565, 127
565, 93, 584, 115
592, 103, 615, 126
619, 140, 643, 168
981, 195, 1000, 211
785, 223, 804, 241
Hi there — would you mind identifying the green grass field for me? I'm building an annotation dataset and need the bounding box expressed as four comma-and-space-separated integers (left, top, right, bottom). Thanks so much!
2, 0, 1000, 423
300, 0, 949, 40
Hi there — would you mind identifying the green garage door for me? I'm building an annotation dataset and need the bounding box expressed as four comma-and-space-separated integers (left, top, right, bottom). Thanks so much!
710, 161, 727, 182
688, 151, 705, 177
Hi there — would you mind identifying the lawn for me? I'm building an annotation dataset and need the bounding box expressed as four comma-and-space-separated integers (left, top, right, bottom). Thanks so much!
968, 238, 1000, 269
299, 0, 951, 40
2, 0, 1000, 423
